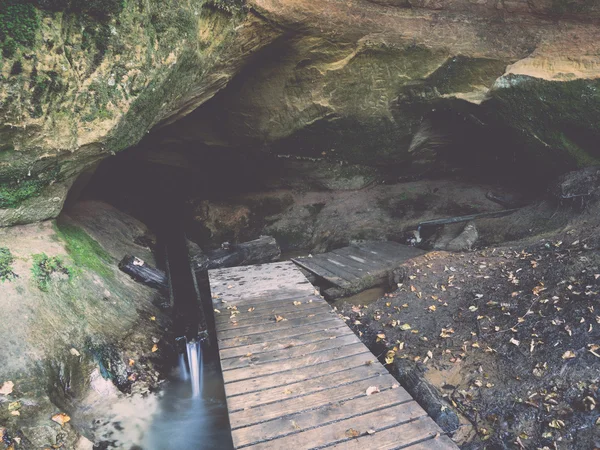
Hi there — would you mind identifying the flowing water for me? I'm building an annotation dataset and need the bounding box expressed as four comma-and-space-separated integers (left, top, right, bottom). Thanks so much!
185, 339, 203, 398
141, 358, 233, 449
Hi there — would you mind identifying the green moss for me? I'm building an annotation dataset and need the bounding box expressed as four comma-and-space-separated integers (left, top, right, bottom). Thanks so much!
2, 36, 16, 58
0, 178, 46, 208
0, 1, 40, 47
0, 247, 16, 281
31, 253, 71, 292
54, 222, 114, 279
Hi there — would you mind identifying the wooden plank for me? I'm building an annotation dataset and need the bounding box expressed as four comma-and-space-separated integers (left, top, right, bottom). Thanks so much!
314, 254, 367, 279
219, 326, 354, 360
242, 403, 433, 449
328, 417, 447, 449
359, 240, 424, 262
216, 304, 333, 331
232, 387, 414, 447
208, 262, 458, 450
292, 257, 353, 288
304, 254, 361, 284
227, 365, 390, 412
217, 312, 338, 340
215, 296, 326, 321
331, 247, 388, 269
229, 377, 408, 429
327, 250, 378, 274
221, 333, 361, 371
223, 342, 367, 383
404, 435, 457, 449
224, 352, 376, 396
210, 261, 315, 304
217, 319, 342, 349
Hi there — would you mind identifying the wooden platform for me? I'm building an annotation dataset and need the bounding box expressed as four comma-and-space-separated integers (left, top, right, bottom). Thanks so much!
209, 261, 457, 450
292, 241, 425, 296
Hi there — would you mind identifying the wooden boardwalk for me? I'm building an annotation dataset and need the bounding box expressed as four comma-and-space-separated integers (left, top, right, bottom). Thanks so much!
209, 261, 458, 450
292, 241, 424, 296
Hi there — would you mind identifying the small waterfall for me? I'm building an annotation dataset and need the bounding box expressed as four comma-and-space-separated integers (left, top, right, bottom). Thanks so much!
186, 338, 203, 398
178, 353, 189, 381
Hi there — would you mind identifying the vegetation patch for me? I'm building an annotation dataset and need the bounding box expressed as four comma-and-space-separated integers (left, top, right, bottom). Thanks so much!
31, 253, 71, 291
54, 222, 114, 279
0, 247, 16, 281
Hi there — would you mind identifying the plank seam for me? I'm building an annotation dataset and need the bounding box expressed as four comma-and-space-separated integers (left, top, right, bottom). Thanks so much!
217, 323, 349, 350
229, 385, 401, 430
224, 349, 372, 385
215, 304, 330, 327
226, 358, 381, 398
216, 314, 338, 337
219, 331, 359, 361
227, 371, 389, 413
222, 340, 363, 372
236, 402, 427, 449
314, 415, 433, 450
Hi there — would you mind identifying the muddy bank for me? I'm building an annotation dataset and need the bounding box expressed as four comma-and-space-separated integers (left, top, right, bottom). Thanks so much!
338, 198, 600, 449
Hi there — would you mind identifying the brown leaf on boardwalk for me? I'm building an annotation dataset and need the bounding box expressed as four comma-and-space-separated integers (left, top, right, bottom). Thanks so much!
366, 386, 380, 395
293, 301, 302, 306
345, 428, 360, 438
275, 315, 286, 322
51, 413, 71, 426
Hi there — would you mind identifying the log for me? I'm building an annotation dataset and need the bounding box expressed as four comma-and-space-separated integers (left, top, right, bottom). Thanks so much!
418, 208, 519, 229
191, 236, 281, 273
118, 255, 168, 292
393, 359, 460, 434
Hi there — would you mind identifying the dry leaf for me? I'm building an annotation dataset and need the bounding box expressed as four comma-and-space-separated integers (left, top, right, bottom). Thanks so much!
366, 386, 380, 396
69, 348, 80, 357
366, 429, 376, 435
275, 315, 286, 322
0, 381, 14, 395
151, 344, 158, 353
293, 301, 302, 306
248, 307, 255, 312
562, 350, 576, 359
150, 316, 156, 321
51, 413, 71, 426
509, 338, 520, 346
345, 428, 360, 438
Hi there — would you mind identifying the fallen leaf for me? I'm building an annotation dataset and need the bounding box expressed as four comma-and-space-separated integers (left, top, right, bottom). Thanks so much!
248, 307, 255, 312
562, 350, 576, 359
509, 338, 520, 346
293, 301, 302, 306
366, 429, 376, 435
10, 410, 20, 416
151, 344, 158, 353
275, 315, 286, 322
366, 386, 380, 396
52, 413, 71, 426
150, 316, 156, 321
345, 428, 360, 438
399, 323, 411, 331
0, 381, 14, 395
69, 348, 80, 357
128, 359, 135, 366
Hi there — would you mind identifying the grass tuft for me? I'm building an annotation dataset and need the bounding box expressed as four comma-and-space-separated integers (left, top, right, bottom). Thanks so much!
0, 247, 16, 281
31, 253, 71, 291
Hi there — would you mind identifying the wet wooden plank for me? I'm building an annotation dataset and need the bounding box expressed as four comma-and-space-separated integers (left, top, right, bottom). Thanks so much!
220, 333, 361, 371
229, 377, 408, 429
216, 304, 334, 331
226, 365, 390, 412
328, 417, 445, 449
224, 352, 375, 396
223, 342, 367, 383
232, 387, 414, 447
244, 403, 432, 449
218, 326, 354, 360
209, 262, 457, 450
292, 241, 425, 296
217, 311, 338, 340
217, 319, 342, 349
